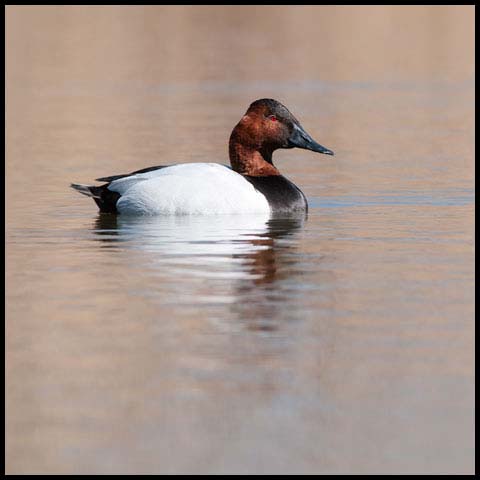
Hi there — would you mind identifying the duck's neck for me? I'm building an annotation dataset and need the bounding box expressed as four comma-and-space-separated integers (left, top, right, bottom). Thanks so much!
229, 142, 280, 176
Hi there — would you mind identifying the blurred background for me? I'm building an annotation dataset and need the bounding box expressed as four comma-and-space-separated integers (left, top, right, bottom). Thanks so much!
6, 6, 474, 474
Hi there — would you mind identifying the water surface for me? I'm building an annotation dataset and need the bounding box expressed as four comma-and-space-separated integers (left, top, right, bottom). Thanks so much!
6, 6, 474, 474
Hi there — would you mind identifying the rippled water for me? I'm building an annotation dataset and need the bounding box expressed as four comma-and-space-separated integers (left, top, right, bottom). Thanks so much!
6, 6, 474, 474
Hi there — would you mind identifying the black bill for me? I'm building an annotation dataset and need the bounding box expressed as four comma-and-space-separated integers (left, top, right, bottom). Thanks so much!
288, 123, 334, 155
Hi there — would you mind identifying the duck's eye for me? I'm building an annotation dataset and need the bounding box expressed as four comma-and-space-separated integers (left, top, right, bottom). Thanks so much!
268, 115, 277, 122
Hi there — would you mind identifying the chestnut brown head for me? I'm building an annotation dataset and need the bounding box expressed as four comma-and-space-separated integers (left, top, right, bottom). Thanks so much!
229, 99, 333, 175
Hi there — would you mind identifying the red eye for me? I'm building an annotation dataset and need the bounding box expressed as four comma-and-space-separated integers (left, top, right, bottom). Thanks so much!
269, 115, 277, 122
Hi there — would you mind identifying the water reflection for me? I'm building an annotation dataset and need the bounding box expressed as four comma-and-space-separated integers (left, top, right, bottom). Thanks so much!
93, 212, 305, 286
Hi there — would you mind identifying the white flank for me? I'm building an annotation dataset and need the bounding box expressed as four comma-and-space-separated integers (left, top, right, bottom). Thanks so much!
108, 163, 271, 215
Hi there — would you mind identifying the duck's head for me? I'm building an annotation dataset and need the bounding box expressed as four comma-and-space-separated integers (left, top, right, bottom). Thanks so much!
229, 98, 334, 176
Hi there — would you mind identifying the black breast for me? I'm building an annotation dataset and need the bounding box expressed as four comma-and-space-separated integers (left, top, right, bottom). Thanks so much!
243, 175, 308, 213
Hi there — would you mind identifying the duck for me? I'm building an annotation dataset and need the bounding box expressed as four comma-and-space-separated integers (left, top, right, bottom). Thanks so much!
71, 98, 334, 215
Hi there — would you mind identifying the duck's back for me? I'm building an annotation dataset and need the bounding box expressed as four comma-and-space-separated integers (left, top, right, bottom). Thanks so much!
110, 163, 271, 215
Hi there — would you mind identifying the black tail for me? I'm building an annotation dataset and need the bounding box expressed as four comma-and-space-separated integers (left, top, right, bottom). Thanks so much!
70, 183, 101, 198
70, 183, 120, 213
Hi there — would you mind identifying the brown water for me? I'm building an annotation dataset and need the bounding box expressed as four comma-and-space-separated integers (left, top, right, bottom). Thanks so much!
5, 6, 475, 474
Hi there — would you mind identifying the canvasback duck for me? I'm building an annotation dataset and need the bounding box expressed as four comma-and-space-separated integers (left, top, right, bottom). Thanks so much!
71, 98, 334, 215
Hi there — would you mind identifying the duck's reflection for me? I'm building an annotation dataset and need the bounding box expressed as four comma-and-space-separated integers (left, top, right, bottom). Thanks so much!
92, 212, 305, 331
94, 213, 303, 281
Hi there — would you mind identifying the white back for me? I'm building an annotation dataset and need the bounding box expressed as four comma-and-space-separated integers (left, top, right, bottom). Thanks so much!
108, 163, 271, 215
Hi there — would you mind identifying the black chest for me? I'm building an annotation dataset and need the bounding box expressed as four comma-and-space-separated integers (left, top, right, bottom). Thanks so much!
244, 175, 308, 213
